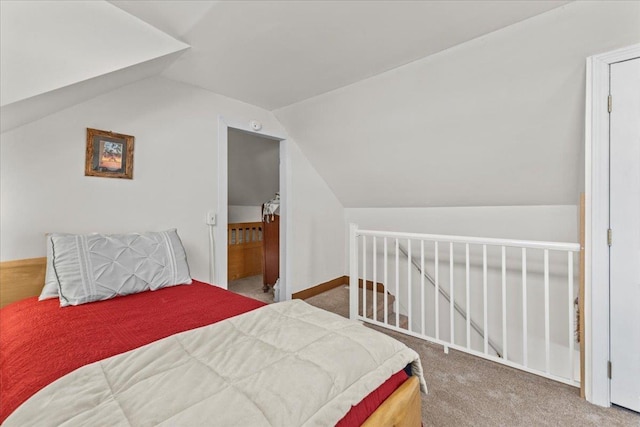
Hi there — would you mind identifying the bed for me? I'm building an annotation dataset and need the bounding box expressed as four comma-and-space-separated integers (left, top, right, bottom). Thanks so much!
0, 246, 425, 425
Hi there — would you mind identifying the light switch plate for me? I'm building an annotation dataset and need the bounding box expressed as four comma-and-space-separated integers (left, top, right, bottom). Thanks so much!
206, 211, 216, 225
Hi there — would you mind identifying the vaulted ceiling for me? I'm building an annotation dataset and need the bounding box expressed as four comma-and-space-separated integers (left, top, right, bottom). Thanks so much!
1, 0, 570, 132
0, 1, 188, 132
110, 0, 569, 110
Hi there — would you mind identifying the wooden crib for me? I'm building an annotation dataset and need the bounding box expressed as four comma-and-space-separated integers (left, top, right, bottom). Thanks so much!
227, 222, 263, 281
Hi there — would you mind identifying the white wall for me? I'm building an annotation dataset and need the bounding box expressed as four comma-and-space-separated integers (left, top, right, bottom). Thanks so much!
275, 1, 640, 208
0, 76, 346, 292
289, 141, 346, 292
346, 205, 578, 243
228, 206, 262, 223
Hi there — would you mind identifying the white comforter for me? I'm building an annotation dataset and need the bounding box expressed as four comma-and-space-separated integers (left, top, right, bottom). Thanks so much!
5, 300, 426, 426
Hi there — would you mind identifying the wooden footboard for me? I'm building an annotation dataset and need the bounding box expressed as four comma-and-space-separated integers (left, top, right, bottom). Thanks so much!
363, 376, 422, 427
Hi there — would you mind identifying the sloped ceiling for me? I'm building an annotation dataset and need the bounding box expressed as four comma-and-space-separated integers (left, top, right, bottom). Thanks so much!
0, 1, 189, 132
228, 129, 280, 206
275, 1, 640, 208
1, 0, 569, 131
110, 0, 570, 110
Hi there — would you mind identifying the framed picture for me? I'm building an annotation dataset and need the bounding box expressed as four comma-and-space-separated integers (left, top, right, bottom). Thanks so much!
85, 128, 134, 179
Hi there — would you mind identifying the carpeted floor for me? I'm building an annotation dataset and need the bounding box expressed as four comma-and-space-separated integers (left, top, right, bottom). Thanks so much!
305, 285, 640, 427
228, 275, 274, 304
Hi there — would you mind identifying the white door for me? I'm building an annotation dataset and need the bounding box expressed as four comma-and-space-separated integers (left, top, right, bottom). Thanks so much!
609, 57, 640, 413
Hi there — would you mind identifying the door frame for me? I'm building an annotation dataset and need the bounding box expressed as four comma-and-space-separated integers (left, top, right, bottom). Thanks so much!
216, 115, 292, 301
585, 43, 640, 407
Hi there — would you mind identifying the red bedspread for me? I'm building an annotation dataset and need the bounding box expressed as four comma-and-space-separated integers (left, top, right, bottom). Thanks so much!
0, 281, 407, 425
0, 281, 265, 423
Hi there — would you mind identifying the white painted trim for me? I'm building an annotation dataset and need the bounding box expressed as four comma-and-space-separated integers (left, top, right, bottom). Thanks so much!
585, 43, 640, 407
216, 116, 290, 300
280, 139, 293, 301
357, 228, 579, 251
216, 116, 229, 289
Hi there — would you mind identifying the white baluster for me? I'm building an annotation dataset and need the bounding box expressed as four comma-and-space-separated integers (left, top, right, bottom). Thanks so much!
435, 241, 439, 341
544, 249, 550, 373
395, 239, 400, 328
522, 248, 528, 367
421, 240, 425, 336
407, 239, 412, 331
362, 236, 367, 319
466, 243, 471, 349
568, 251, 575, 382
373, 237, 377, 322
384, 238, 388, 325
502, 246, 507, 361
483, 244, 488, 355
450, 242, 454, 345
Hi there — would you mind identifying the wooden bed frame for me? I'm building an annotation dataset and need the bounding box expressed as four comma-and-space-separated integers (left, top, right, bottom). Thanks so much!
0, 257, 46, 308
0, 257, 422, 426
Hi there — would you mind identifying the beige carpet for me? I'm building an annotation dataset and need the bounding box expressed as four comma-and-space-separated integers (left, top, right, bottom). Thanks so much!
305, 286, 639, 427
228, 275, 274, 304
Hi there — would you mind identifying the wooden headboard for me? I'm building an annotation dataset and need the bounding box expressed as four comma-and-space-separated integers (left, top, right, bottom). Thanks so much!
0, 257, 47, 308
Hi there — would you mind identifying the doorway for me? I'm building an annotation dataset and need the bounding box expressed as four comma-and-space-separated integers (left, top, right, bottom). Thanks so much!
215, 116, 291, 303
227, 129, 279, 304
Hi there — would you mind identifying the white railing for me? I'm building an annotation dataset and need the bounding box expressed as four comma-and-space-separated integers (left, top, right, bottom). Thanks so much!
349, 224, 581, 387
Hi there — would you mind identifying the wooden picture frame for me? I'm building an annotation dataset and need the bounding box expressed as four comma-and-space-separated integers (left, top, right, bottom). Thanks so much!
85, 128, 134, 179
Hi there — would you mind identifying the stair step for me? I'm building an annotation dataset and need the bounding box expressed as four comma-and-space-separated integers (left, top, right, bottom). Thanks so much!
354, 286, 409, 330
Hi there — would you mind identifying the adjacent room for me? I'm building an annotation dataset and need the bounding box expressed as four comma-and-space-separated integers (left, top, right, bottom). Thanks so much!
227, 128, 280, 304
1, 1, 639, 425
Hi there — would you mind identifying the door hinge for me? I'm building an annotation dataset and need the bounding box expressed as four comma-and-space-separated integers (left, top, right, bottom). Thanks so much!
608, 361, 612, 379
608, 94, 612, 113
607, 229, 613, 246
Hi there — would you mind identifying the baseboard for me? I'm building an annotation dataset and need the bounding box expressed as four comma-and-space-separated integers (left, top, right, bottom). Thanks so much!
292, 276, 386, 300
292, 276, 348, 300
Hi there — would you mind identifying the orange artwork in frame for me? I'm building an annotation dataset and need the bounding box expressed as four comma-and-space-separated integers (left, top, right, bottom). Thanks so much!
85, 128, 134, 179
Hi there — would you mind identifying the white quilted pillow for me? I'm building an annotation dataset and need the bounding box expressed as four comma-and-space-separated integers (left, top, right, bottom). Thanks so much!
39, 233, 68, 301
51, 229, 192, 307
